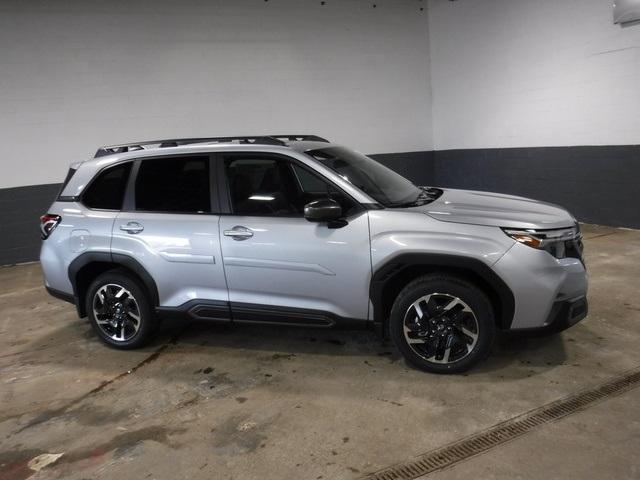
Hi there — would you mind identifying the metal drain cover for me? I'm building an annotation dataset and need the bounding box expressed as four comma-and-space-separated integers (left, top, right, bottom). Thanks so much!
363, 368, 640, 480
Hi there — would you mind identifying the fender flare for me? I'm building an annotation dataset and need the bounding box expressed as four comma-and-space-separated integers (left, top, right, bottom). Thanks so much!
68, 252, 160, 316
369, 253, 515, 332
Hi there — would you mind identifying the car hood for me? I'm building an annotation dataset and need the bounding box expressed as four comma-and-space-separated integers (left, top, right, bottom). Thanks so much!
411, 188, 576, 230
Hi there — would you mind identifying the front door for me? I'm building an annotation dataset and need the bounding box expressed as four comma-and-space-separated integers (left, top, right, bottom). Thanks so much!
218, 152, 371, 325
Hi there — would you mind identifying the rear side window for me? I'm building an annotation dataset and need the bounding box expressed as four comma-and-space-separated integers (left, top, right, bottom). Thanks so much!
135, 156, 210, 213
82, 162, 132, 210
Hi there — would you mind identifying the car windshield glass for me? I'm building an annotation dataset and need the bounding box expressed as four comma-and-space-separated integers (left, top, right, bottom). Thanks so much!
305, 146, 421, 207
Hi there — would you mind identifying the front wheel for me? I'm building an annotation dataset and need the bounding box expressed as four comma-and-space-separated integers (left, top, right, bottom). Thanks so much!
86, 271, 156, 349
389, 275, 495, 374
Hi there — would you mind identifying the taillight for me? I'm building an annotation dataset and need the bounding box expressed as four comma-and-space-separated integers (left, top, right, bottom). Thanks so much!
40, 214, 61, 239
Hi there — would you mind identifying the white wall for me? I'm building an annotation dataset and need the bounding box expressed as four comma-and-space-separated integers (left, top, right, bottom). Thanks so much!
0, 0, 432, 189
428, 0, 640, 150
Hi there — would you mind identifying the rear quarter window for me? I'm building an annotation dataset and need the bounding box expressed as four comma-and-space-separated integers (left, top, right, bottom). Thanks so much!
82, 162, 132, 210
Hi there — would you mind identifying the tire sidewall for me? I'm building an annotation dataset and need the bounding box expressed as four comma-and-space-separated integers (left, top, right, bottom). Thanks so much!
389, 276, 495, 374
86, 272, 155, 349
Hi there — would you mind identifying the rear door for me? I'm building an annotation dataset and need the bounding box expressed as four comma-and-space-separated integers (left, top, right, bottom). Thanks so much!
111, 154, 229, 316
217, 152, 371, 325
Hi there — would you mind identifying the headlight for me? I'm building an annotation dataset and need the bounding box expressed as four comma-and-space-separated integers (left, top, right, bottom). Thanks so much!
502, 226, 583, 260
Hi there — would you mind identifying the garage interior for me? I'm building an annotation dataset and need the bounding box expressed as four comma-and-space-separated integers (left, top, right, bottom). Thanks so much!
1, 1, 639, 479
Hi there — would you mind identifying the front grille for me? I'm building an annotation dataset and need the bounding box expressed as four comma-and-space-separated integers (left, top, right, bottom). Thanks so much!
545, 236, 583, 261
566, 237, 584, 260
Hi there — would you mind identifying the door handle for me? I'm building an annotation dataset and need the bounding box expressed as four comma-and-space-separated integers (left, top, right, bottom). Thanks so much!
223, 226, 253, 241
119, 222, 144, 234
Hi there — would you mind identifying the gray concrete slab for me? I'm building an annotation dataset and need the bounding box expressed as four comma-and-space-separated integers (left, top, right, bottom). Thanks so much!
0, 224, 639, 480
425, 386, 640, 480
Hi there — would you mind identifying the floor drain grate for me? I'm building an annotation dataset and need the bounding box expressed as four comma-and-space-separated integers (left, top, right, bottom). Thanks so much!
362, 368, 640, 480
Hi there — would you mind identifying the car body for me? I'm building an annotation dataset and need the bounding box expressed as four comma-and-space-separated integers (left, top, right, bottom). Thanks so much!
40, 135, 588, 373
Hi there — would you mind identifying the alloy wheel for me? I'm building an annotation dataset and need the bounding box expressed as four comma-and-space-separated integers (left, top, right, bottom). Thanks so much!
92, 283, 142, 342
403, 293, 479, 364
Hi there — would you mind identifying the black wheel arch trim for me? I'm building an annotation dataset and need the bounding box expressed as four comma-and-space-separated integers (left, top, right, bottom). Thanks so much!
369, 253, 516, 333
68, 252, 160, 317
45, 286, 76, 305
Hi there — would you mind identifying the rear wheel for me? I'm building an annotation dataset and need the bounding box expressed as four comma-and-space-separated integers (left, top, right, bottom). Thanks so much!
86, 272, 156, 349
389, 275, 495, 374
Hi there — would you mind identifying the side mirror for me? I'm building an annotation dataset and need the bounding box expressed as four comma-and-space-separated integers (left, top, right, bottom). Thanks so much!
304, 198, 342, 222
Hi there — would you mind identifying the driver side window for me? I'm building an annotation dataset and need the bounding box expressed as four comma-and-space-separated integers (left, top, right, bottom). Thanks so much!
224, 156, 358, 217
226, 157, 300, 216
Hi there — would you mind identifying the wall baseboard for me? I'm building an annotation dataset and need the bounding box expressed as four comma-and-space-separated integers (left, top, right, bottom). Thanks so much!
1, 145, 637, 265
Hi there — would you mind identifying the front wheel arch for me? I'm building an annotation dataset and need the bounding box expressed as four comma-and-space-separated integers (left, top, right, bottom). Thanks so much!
369, 253, 515, 335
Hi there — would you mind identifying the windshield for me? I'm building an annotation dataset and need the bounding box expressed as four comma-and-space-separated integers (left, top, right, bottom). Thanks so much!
305, 146, 421, 207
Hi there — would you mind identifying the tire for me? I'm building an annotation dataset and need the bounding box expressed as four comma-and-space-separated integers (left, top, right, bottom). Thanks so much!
389, 274, 495, 374
86, 271, 156, 349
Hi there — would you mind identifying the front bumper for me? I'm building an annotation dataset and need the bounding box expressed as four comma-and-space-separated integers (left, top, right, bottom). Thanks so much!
542, 295, 588, 333
492, 242, 588, 330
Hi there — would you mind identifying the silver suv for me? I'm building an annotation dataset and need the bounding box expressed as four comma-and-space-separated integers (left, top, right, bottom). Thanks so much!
40, 135, 588, 373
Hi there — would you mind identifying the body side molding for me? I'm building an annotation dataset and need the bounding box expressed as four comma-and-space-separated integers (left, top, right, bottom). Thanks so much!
223, 256, 335, 275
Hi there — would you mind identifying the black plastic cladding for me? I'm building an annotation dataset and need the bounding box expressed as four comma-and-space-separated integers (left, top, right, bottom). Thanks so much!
370, 253, 516, 332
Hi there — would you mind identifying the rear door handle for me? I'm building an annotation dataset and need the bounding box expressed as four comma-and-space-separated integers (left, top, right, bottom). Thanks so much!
120, 222, 144, 234
223, 226, 253, 241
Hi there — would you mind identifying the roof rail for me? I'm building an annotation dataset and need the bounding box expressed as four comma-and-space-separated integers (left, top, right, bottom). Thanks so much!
269, 135, 330, 143
93, 134, 329, 158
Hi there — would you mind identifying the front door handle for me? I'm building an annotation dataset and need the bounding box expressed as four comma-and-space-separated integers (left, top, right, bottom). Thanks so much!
120, 222, 144, 234
223, 226, 253, 241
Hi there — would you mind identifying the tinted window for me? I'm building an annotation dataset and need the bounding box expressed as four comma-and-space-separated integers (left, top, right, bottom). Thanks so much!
292, 164, 330, 193
307, 146, 421, 207
135, 156, 210, 213
83, 162, 132, 210
226, 156, 358, 217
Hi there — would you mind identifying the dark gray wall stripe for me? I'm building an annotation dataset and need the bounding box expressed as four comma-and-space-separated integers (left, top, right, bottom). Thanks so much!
370, 151, 435, 186
429, 145, 640, 229
0, 183, 61, 265
1, 145, 638, 265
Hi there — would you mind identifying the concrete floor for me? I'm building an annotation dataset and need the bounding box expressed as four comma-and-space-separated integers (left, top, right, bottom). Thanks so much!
1, 224, 639, 480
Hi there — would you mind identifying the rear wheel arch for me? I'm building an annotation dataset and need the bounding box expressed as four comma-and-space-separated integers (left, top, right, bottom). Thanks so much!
68, 252, 159, 317
370, 253, 515, 334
